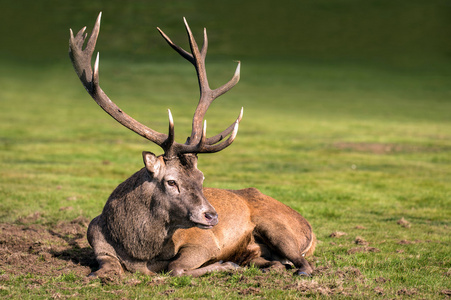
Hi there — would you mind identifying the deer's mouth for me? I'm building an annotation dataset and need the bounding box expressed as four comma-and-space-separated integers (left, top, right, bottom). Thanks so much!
190, 211, 218, 229
196, 224, 214, 230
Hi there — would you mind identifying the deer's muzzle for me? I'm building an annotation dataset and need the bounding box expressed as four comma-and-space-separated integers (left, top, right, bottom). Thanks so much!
190, 206, 218, 229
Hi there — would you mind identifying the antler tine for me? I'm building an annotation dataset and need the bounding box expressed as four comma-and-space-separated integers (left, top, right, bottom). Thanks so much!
212, 61, 241, 99
197, 119, 240, 154
157, 27, 194, 65
164, 109, 176, 150
176, 118, 240, 154
211, 119, 240, 152
206, 107, 243, 145
183, 18, 209, 91
183, 18, 212, 144
69, 12, 171, 151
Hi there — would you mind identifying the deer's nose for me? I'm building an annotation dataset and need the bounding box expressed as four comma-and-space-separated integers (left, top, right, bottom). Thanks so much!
204, 211, 218, 226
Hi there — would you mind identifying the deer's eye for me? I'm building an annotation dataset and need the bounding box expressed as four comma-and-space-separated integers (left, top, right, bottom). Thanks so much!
167, 180, 177, 187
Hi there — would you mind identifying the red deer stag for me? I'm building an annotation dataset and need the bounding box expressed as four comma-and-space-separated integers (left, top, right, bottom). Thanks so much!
69, 12, 315, 277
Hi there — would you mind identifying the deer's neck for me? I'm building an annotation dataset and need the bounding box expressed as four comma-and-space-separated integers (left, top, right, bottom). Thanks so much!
104, 168, 173, 261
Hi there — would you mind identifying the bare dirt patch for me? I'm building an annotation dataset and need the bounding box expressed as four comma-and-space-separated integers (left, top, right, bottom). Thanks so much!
0, 217, 95, 278
354, 236, 369, 246
347, 247, 380, 255
397, 287, 419, 296
397, 217, 412, 228
284, 265, 366, 297
329, 231, 347, 238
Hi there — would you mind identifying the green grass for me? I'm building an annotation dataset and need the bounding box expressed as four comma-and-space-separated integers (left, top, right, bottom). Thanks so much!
0, 55, 450, 299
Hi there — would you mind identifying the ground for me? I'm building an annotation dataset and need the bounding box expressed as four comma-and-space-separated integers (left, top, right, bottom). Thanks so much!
0, 217, 362, 297
1, 215, 449, 299
0, 216, 95, 279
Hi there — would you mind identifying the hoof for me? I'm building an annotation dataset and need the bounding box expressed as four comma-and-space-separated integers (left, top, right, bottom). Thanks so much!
225, 262, 240, 269
294, 270, 311, 277
219, 261, 241, 271
88, 272, 97, 278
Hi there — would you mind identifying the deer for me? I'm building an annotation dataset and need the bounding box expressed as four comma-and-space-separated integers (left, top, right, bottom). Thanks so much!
69, 12, 316, 278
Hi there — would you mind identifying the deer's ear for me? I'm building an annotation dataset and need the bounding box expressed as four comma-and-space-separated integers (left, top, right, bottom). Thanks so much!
142, 151, 164, 177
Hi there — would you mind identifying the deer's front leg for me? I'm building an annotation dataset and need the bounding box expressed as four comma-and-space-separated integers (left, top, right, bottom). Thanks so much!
168, 246, 239, 277
90, 254, 124, 277
87, 216, 124, 277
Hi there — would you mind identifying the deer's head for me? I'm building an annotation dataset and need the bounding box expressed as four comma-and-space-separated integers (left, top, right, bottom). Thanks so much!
69, 13, 242, 229
142, 152, 218, 228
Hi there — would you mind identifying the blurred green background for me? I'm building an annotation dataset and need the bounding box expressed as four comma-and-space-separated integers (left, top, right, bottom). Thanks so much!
0, 2, 450, 297
1, 0, 450, 67
1, 0, 450, 220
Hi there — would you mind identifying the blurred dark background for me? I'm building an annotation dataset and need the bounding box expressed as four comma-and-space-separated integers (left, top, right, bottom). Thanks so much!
1, 0, 450, 68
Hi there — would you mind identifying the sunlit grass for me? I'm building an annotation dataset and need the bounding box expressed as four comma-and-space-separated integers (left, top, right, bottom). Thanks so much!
0, 57, 450, 298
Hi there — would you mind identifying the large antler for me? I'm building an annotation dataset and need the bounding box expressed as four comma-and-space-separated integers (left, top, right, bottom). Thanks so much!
157, 18, 242, 151
69, 13, 242, 157
69, 13, 172, 150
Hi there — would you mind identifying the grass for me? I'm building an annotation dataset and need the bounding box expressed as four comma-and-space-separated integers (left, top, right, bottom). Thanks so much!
0, 55, 450, 299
